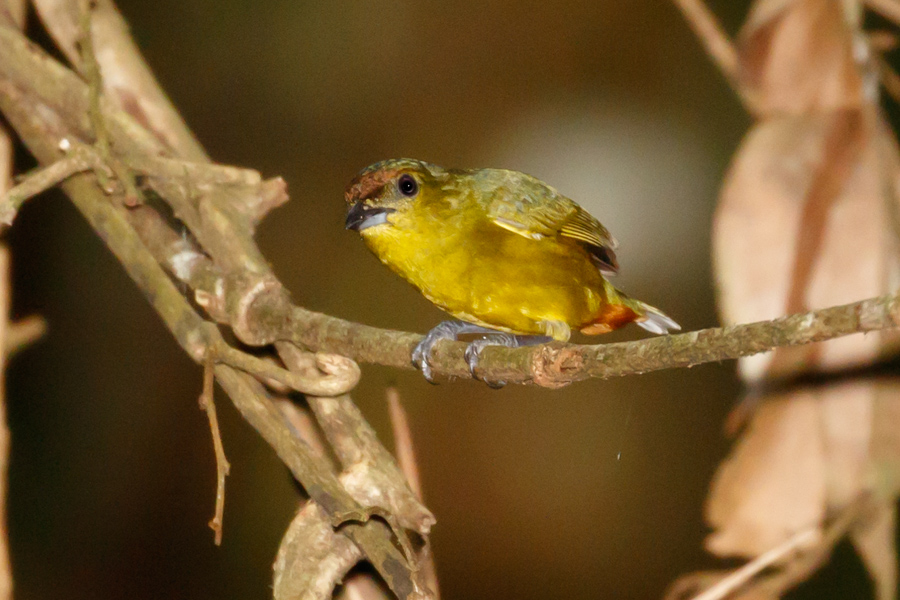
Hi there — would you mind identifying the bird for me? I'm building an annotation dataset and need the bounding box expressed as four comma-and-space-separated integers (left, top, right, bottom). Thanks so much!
345, 158, 679, 384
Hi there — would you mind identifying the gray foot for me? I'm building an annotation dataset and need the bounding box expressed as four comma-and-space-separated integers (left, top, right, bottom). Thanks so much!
412, 321, 495, 383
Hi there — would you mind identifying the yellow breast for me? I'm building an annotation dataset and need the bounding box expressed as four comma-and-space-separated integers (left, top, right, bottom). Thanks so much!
360, 203, 610, 339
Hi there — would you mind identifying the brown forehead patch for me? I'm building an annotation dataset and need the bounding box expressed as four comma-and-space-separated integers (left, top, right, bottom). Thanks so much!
345, 165, 405, 204
345, 158, 438, 203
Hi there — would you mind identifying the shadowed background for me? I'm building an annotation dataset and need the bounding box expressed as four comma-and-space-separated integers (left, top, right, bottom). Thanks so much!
7, 1, 871, 598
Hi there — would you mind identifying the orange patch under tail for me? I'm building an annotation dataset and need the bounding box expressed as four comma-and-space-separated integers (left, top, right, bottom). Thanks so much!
579, 303, 639, 335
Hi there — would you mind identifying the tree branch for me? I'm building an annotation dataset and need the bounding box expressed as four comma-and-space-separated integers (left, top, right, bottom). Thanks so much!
0, 10, 431, 597
1, 18, 898, 393
867, 0, 900, 27
670, 0, 739, 84
0, 247, 13, 600
286, 291, 900, 387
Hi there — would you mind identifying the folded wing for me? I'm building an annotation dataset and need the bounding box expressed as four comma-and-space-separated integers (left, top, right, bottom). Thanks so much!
485, 171, 619, 275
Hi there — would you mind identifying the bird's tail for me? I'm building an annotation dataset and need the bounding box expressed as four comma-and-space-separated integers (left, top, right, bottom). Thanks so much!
580, 281, 680, 336
630, 300, 680, 334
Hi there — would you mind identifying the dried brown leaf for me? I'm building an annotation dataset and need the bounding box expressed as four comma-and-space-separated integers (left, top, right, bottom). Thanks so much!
850, 496, 896, 600
706, 389, 827, 556
738, 0, 865, 114
715, 111, 900, 382
706, 380, 900, 596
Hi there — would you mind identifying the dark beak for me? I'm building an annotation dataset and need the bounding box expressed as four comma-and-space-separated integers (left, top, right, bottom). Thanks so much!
345, 203, 395, 231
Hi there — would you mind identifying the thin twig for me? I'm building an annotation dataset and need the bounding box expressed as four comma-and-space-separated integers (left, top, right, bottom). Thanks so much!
199, 348, 229, 546
868, 0, 900, 26
387, 387, 440, 600
77, 0, 140, 204
7, 315, 47, 357
748, 499, 871, 597
876, 54, 900, 104
690, 528, 818, 600
77, 0, 110, 189
670, 0, 740, 85
0, 247, 12, 600
215, 338, 360, 397
0, 90, 11, 204
387, 387, 422, 500
0, 143, 108, 225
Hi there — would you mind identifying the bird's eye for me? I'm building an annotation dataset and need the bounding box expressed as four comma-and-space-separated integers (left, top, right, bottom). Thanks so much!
397, 174, 419, 197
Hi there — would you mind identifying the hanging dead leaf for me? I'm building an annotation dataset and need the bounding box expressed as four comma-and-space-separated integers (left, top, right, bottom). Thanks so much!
703, 380, 900, 598
677, 0, 900, 597
850, 496, 896, 600
737, 0, 865, 114
706, 388, 827, 556
715, 109, 900, 382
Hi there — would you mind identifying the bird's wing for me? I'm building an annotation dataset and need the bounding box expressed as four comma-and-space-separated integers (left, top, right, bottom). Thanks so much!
486, 173, 620, 275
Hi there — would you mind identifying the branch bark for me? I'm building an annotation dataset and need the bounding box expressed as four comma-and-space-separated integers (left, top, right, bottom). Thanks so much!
288, 291, 900, 388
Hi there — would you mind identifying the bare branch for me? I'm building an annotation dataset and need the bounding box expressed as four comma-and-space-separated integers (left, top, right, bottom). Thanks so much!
387, 388, 422, 500
289, 291, 900, 388
0, 142, 109, 225
670, 0, 740, 85
387, 388, 440, 600
0, 16, 436, 597
2, 15, 899, 391
690, 528, 818, 600
273, 503, 364, 600
277, 343, 434, 535
0, 85, 427, 598
32, 0, 208, 160
7, 315, 47, 358
868, 0, 900, 26
0, 247, 13, 600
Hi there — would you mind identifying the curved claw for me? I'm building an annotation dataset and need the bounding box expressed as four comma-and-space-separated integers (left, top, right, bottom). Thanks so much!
411, 335, 442, 384
464, 333, 519, 388
411, 321, 496, 383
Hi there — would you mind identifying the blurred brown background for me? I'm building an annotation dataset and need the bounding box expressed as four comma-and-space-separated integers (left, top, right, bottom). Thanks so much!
7, 0, 877, 598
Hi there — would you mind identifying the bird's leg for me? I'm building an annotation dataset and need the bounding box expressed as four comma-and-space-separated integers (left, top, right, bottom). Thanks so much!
464, 334, 553, 388
412, 321, 497, 383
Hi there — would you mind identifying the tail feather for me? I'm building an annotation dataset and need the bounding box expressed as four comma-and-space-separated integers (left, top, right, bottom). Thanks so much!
634, 302, 680, 335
